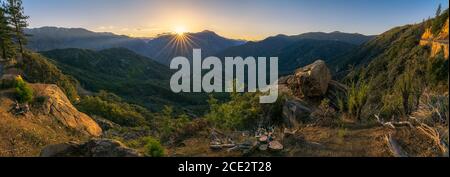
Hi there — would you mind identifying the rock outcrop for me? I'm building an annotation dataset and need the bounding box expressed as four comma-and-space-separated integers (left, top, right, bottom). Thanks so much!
279, 60, 347, 128
40, 139, 142, 157
286, 60, 332, 98
0, 83, 102, 156
420, 19, 449, 58
32, 84, 102, 137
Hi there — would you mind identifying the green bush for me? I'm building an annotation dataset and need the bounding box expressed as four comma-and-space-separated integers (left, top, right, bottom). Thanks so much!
347, 81, 369, 121
157, 106, 191, 142
205, 92, 261, 130
431, 8, 449, 35
427, 52, 449, 86
77, 91, 149, 127
14, 76, 33, 103
21, 52, 79, 102
142, 137, 165, 157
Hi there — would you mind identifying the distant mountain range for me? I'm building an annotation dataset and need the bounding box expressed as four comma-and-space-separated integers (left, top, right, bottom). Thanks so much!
25, 27, 149, 53
27, 27, 375, 74
217, 31, 375, 74
25, 27, 245, 65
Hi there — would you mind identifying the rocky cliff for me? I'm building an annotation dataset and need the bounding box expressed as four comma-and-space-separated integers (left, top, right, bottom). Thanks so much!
420, 19, 449, 58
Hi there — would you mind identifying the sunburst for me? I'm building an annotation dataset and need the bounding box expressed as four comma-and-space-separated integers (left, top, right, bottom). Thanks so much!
154, 27, 201, 59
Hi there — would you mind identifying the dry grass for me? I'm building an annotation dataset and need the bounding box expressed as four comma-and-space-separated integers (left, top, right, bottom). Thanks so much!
0, 89, 88, 157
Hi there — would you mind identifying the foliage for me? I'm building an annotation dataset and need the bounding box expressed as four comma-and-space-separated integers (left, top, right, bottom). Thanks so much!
3, 0, 28, 54
205, 92, 261, 130
0, 6, 15, 60
347, 81, 369, 121
427, 52, 449, 86
337, 9, 450, 122
77, 91, 150, 127
431, 8, 448, 35
143, 137, 165, 157
20, 52, 80, 102
156, 105, 191, 142
14, 75, 32, 103
126, 136, 165, 157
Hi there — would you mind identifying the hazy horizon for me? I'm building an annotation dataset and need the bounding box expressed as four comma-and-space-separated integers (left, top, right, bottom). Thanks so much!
23, 0, 449, 40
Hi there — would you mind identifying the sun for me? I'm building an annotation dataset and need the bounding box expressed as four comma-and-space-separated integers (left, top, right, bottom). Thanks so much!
174, 26, 187, 35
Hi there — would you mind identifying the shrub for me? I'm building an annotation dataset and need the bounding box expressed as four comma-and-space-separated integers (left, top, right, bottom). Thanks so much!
347, 81, 369, 121
77, 92, 149, 127
21, 52, 79, 102
431, 8, 449, 35
157, 106, 192, 142
205, 92, 261, 130
14, 76, 33, 103
142, 137, 165, 157
427, 52, 448, 86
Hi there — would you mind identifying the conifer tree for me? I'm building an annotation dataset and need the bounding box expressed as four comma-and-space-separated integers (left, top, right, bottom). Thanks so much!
5, 0, 28, 54
436, 4, 442, 17
0, 4, 14, 60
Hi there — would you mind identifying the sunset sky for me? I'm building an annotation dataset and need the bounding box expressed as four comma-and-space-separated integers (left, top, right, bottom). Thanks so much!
23, 0, 449, 40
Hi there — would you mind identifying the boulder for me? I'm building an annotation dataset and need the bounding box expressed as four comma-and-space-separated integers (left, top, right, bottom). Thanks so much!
282, 99, 312, 128
32, 84, 102, 137
40, 139, 142, 157
287, 60, 332, 97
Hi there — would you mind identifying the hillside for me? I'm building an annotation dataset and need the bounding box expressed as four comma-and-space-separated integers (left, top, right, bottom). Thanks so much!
333, 10, 449, 119
332, 9, 449, 76
216, 31, 372, 74
331, 25, 426, 75
277, 39, 356, 75
40, 48, 208, 110
0, 83, 101, 156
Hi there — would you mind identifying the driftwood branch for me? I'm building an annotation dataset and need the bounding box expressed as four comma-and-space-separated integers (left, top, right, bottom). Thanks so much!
416, 123, 449, 156
376, 114, 449, 157
385, 134, 408, 157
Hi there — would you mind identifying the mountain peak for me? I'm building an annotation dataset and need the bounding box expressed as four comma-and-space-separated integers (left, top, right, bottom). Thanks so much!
199, 30, 217, 34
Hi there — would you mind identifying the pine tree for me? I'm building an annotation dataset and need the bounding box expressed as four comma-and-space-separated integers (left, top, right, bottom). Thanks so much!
436, 4, 442, 17
0, 4, 15, 60
5, 0, 28, 54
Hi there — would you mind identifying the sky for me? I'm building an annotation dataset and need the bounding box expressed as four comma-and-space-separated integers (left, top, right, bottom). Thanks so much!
23, 0, 449, 40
